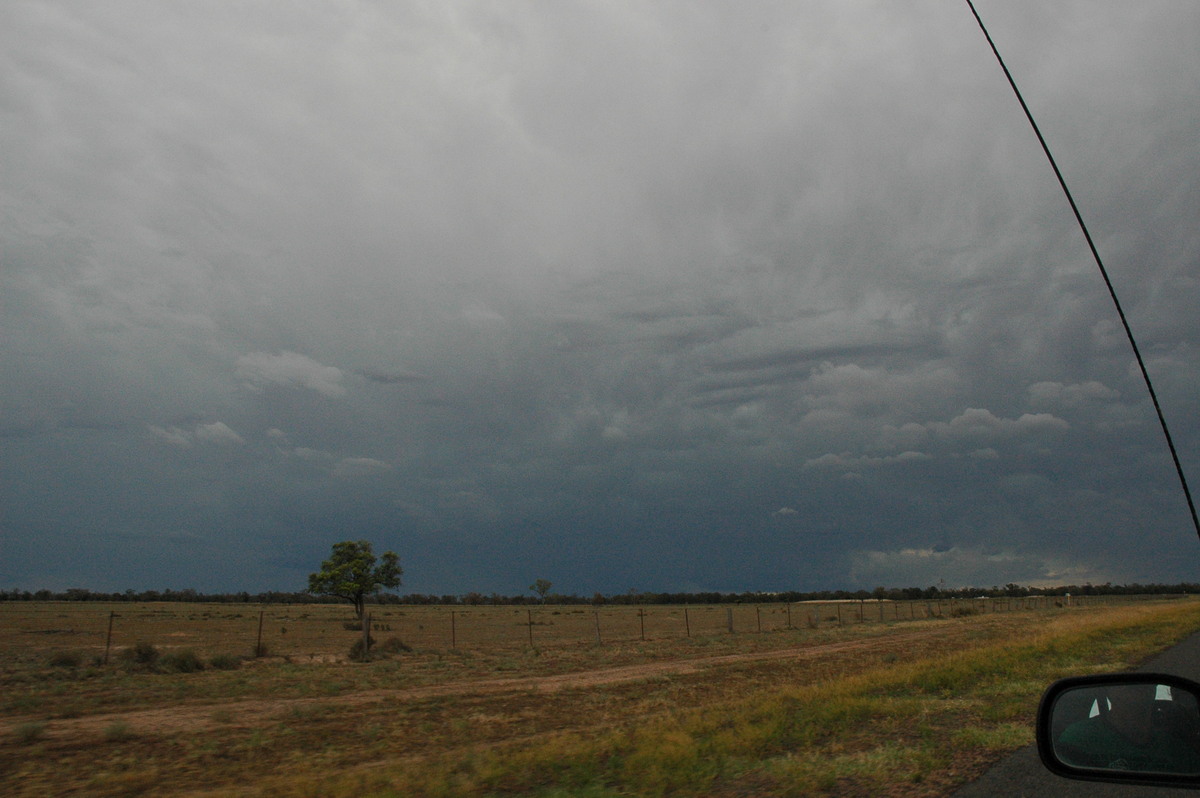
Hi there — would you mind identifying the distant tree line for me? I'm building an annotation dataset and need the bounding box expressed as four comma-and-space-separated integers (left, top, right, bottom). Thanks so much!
3, 582, 1199, 606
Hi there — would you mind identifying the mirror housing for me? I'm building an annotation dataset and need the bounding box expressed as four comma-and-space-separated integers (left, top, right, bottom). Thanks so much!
1038, 673, 1200, 789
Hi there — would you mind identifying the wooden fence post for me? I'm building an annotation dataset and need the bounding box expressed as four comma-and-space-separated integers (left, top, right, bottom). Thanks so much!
363, 611, 371, 654
104, 610, 116, 665
451, 610, 457, 649
255, 609, 264, 657
638, 608, 646, 641
527, 609, 534, 648
594, 611, 601, 644
727, 607, 734, 634
684, 606, 691, 638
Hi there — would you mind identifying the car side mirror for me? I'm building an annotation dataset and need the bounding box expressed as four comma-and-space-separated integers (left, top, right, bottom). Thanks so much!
1038, 673, 1200, 789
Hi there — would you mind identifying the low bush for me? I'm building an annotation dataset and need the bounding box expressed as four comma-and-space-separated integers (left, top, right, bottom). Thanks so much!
158, 649, 205, 673
209, 653, 242, 670
348, 635, 378, 661
47, 650, 83, 668
376, 637, 412, 654
120, 642, 160, 670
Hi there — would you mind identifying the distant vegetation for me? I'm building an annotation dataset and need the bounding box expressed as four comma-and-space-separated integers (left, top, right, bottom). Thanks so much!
3, 581, 1198, 606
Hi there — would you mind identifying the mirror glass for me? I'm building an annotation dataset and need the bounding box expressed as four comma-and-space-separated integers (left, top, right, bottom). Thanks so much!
1050, 681, 1200, 775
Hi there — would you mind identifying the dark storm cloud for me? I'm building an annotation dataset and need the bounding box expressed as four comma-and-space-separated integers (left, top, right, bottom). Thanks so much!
2, 1, 1198, 595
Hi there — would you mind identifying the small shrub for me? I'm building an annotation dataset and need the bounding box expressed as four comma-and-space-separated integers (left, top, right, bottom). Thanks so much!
349, 635, 378, 661
120, 642, 160, 670
376, 637, 412, 654
48, 650, 83, 668
209, 653, 242, 671
13, 721, 46, 744
159, 649, 205, 673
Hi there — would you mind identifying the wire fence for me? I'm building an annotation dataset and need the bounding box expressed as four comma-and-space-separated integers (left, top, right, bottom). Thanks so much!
0, 594, 1180, 664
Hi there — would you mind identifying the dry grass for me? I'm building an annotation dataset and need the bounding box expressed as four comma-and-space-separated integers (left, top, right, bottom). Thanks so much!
0, 596, 1073, 666
1, 598, 1197, 796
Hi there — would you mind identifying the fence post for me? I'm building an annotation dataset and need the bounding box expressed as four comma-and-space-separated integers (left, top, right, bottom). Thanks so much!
756, 606, 762, 633
727, 607, 734, 634
837, 604, 843, 625
786, 603, 792, 630
451, 610, 457, 649
256, 609, 264, 657
363, 611, 371, 654
684, 606, 691, 638
639, 608, 646, 641
594, 610, 601, 644
104, 610, 116, 665
527, 609, 534, 648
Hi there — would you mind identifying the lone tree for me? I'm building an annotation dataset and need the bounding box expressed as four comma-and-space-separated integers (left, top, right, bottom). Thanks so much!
529, 578, 552, 603
307, 540, 402, 619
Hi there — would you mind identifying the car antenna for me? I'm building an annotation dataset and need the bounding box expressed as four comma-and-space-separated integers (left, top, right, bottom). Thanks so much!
964, 0, 1200, 541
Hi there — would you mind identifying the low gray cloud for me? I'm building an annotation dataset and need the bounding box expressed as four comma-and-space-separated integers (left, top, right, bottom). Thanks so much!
149, 421, 245, 447
1028, 380, 1119, 408
235, 352, 346, 397
355, 368, 427, 385
805, 451, 932, 471
148, 425, 194, 448
929, 409, 1070, 441
332, 457, 393, 479
195, 422, 245, 446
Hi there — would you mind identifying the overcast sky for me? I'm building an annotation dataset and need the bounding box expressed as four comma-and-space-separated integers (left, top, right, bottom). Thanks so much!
3, 1, 1199, 597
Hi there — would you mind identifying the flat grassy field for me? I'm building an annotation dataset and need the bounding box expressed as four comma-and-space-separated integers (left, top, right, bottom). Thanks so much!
0, 597, 1070, 663
2, 597, 1198, 796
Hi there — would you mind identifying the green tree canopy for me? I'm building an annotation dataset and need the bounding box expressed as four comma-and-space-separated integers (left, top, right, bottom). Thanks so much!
529, 578, 552, 603
307, 540, 402, 619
